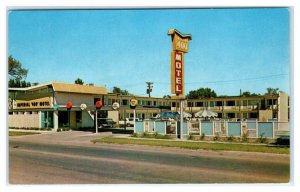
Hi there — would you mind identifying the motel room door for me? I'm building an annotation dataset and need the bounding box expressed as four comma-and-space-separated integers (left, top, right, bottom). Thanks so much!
41, 111, 54, 128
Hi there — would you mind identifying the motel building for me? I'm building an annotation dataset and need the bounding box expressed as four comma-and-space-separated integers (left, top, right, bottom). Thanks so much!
8, 82, 289, 131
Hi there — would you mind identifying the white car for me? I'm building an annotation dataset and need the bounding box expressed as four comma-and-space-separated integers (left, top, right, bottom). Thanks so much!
125, 118, 141, 127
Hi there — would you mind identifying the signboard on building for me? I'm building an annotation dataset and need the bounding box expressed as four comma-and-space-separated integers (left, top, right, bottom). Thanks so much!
14, 97, 52, 109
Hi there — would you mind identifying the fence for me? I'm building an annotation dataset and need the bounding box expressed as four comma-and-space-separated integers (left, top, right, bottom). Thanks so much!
134, 119, 290, 139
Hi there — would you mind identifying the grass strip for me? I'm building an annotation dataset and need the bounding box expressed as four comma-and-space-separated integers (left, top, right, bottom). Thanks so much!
92, 137, 289, 154
9, 131, 40, 136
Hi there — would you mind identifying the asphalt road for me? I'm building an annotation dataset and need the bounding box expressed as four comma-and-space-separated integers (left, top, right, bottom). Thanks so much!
9, 131, 290, 184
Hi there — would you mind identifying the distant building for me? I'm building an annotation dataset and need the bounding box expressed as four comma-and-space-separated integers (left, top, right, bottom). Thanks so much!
8, 82, 289, 130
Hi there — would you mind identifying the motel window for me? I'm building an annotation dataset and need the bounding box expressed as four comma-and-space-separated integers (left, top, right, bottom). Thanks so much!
273, 112, 278, 119
242, 100, 247, 106
172, 102, 176, 107
8, 112, 13, 115
108, 99, 112, 105
249, 113, 258, 118
122, 99, 128, 106
216, 101, 223, 106
141, 100, 145, 105
153, 101, 157, 106
138, 100, 142, 105
248, 100, 258, 106
267, 99, 273, 105
226, 100, 235, 106
76, 111, 82, 123
196, 102, 203, 107
147, 101, 151, 106
204, 102, 208, 107
218, 113, 222, 118
227, 113, 235, 118
103, 97, 107, 105
210, 101, 215, 107
187, 102, 193, 107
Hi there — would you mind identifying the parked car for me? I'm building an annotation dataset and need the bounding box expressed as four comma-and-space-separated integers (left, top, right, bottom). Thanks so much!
125, 118, 141, 127
98, 118, 116, 128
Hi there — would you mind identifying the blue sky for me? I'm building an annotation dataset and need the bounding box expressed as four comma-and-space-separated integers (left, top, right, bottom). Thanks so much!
8, 8, 290, 97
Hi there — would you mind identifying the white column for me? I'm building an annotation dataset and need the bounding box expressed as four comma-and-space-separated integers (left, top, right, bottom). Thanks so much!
38, 111, 42, 128
212, 121, 215, 136
54, 110, 59, 131
199, 119, 202, 135
256, 119, 259, 138
272, 121, 275, 138
240, 121, 243, 137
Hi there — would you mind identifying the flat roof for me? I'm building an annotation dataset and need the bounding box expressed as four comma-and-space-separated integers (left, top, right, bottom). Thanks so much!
9, 82, 107, 95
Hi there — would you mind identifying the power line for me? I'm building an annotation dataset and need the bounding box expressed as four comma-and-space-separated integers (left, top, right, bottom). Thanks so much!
153, 73, 288, 85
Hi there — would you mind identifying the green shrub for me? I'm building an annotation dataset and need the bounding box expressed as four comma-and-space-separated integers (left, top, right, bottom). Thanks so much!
242, 131, 249, 142
257, 133, 268, 143
131, 132, 171, 139
227, 135, 235, 142
200, 133, 205, 140
213, 133, 220, 141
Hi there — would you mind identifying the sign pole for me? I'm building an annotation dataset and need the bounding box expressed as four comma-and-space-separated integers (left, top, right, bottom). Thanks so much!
95, 110, 98, 133
133, 109, 136, 132
95, 100, 103, 134
68, 109, 70, 129
180, 99, 184, 139
168, 29, 191, 140
130, 99, 138, 133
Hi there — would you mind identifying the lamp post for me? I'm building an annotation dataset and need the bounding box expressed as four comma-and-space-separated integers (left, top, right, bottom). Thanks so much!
66, 102, 72, 129
95, 101, 103, 133
130, 99, 138, 132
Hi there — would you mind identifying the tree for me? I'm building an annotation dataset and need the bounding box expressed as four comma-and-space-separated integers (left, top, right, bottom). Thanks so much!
241, 91, 259, 97
9, 79, 31, 88
163, 95, 171, 99
74, 78, 84, 85
8, 55, 28, 80
8, 55, 31, 88
266, 87, 279, 95
186, 88, 217, 99
112, 86, 131, 95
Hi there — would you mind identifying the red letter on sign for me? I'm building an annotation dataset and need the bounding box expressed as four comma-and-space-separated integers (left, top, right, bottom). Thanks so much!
174, 52, 183, 94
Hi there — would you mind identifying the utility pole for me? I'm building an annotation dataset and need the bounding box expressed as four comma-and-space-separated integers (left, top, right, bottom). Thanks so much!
146, 82, 153, 98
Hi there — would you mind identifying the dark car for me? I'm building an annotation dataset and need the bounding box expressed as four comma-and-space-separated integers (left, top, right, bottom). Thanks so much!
98, 118, 116, 128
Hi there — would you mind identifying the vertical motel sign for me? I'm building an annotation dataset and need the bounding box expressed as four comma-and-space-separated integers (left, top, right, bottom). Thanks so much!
168, 29, 192, 96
